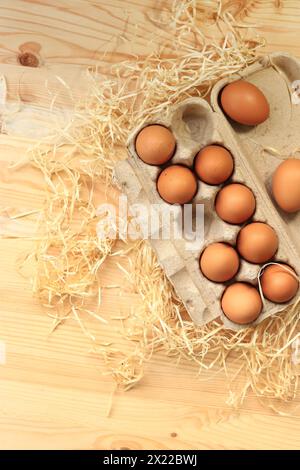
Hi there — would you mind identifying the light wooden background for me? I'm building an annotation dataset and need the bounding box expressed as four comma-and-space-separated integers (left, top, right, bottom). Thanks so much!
0, 0, 300, 450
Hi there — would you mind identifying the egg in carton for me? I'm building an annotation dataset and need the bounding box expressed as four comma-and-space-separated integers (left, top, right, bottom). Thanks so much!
211, 52, 300, 263
114, 56, 300, 331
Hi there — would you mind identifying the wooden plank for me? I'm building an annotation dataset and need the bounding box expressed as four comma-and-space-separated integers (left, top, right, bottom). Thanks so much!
0, 0, 300, 450
0, 1, 299, 67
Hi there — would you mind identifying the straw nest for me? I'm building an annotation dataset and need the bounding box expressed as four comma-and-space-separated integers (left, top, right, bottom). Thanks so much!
20, 0, 299, 411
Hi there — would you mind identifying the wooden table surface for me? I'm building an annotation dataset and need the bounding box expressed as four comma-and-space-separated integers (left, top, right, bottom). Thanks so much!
1, 0, 300, 450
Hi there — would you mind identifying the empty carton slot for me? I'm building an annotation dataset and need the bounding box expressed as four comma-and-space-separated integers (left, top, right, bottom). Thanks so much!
270, 53, 300, 87
178, 103, 214, 143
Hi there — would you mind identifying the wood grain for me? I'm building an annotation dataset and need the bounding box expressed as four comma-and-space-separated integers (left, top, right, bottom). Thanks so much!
1, 0, 300, 450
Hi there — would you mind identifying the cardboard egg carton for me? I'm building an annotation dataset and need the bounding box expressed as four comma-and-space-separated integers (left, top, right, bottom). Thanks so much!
114, 52, 300, 330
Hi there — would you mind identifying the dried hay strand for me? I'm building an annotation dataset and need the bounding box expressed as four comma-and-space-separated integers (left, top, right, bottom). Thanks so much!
20, 0, 299, 409
18, 143, 115, 335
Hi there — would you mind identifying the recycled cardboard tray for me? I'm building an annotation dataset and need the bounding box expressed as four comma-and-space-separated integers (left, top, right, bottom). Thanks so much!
114, 52, 300, 330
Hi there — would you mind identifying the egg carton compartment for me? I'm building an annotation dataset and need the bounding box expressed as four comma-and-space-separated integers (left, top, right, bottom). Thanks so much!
115, 90, 299, 330
211, 52, 300, 259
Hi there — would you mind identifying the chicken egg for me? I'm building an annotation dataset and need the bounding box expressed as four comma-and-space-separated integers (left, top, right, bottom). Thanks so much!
221, 282, 263, 325
237, 222, 278, 264
272, 158, 300, 213
261, 264, 299, 303
215, 183, 256, 224
157, 165, 197, 204
220, 80, 270, 126
200, 242, 240, 283
135, 125, 176, 165
194, 145, 234, 185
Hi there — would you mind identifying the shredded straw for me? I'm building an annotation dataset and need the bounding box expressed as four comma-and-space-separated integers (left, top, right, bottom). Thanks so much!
14, 0, 300, 410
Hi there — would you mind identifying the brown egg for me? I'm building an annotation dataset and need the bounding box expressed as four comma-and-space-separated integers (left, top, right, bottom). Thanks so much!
237, 222, 278, 264
215, 183, 256, 224
194, 145, 234, 185
135, 125, 176, 165
200, 242, 240, 283
157, 165, 197, 204
272, 158, 300, 213
221, 283, 263, 324
261, 264, 299, 303
221, 80, 270, 126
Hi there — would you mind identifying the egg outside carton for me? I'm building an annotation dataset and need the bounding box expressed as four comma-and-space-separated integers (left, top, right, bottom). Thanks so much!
115, 75, 299, 330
